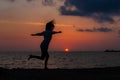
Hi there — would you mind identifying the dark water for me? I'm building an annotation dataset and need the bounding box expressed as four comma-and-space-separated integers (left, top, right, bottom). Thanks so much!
0, 51, 120, 69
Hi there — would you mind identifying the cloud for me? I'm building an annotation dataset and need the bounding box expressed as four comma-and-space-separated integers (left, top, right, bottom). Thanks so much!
42, 0, 56, 6
7, 0, 33, 2
59, 0, 120, 23
7, 0, 15, 2
77, 27, 113, 32
6, 0, 56, 6
26, 0, 33, 2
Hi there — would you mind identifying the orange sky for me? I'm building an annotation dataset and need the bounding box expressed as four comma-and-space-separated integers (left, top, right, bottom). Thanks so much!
0, 0, 120, 51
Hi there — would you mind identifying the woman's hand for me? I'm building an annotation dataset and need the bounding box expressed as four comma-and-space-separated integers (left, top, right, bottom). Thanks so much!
31, 34, 36, 36
58, 31, 62, 33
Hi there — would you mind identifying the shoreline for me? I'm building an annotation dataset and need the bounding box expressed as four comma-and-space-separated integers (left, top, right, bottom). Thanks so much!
1, 66, 120, 80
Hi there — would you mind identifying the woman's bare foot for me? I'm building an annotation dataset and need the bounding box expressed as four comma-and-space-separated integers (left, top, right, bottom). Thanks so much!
28, 55, 33, 60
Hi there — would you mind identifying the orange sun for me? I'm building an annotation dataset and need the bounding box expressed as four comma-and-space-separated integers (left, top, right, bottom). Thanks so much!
65, 48, 69, 52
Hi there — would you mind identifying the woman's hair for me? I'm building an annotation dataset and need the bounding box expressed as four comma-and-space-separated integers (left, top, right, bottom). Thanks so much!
45, 20, 55, 30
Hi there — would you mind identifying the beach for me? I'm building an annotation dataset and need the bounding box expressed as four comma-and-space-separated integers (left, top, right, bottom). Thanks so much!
0, 51, 120, 80
1, 67, 120, 80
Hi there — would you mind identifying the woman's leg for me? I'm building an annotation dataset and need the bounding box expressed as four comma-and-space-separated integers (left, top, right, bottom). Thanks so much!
28, 45, 46, 60
40, 46, 49, 69
44, 53, 49, 69
28, 55, 44, 60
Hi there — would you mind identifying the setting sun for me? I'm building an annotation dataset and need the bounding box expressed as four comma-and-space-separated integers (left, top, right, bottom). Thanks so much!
65, 48, 69, 52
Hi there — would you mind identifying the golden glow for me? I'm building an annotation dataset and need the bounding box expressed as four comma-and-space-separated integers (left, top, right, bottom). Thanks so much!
26, 22, 73, 27
26, 22, 45, 25
0, 20, 74, 27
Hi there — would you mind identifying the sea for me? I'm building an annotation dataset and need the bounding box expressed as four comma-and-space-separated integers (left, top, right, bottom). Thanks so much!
0, 51, 120, 69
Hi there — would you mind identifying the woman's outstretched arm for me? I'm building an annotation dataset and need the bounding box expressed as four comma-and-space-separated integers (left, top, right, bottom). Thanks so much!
53, 31, 62, 34
31, 32, 44, 36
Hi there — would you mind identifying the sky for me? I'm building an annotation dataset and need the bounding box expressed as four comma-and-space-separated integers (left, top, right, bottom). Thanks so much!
0, 0, 120, 51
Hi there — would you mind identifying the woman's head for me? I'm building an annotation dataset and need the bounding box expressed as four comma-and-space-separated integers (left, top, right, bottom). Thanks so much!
45, 20, 55, 31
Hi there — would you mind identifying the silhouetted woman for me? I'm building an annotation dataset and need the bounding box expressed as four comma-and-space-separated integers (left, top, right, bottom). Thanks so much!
28, 20, 62, 69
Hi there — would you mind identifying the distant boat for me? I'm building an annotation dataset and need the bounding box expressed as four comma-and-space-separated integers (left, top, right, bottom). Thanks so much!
104, 49, 120, 52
